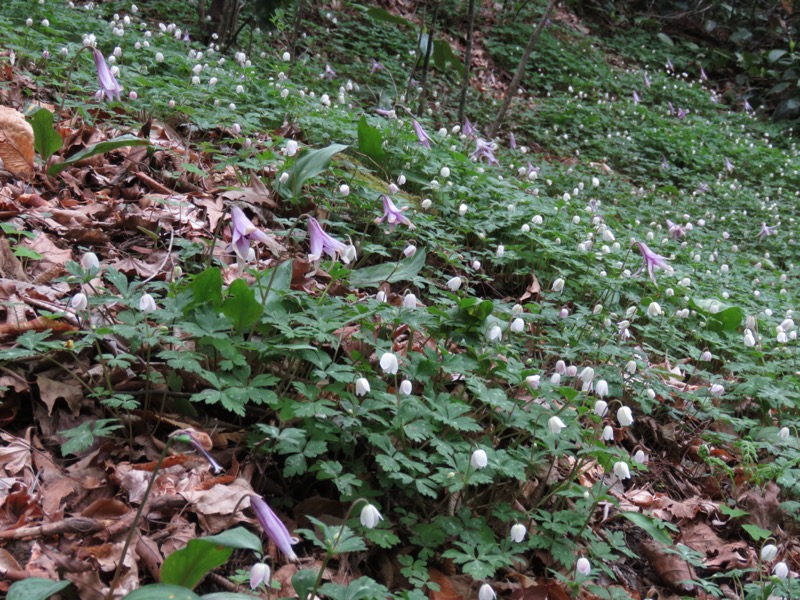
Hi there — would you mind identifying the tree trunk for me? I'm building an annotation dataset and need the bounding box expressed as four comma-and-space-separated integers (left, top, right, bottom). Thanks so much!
208, 0, 243, 47
488, 0, 558, 138
457, 0, 478, 126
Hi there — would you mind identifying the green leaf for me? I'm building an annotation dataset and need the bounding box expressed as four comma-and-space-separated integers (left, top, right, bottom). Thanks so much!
59, 419, 123, 456
432, 39, 464, 76
14, 247, 43, 260
222, 279, 263, 332
618, 511, 674, 545
160, 540, 233, 590
291, 569, 320, 600
718, 504, 749, 519
7, 578, 72, 600
201, 527, 263, 552
689, 298, 744, 332
202, 594, 262, 600
364, 6, 413, 27
261, 259, 293, 310
124, 584, 202, 600
357, 116, 385, 168
657, 32, 674, 46
276, 143, 348, 199
190, 267, 224, 308
27, 108, 62, 162
48, 135, 150, 176
742, 523, 772, 541
349, 249, 426, 288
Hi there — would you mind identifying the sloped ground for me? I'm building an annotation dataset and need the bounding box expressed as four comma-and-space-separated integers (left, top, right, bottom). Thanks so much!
0, 1, 799, 599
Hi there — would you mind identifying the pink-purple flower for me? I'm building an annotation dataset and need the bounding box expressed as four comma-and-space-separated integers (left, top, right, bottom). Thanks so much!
470, 138, 499, 165
93, 48, 123, 101
759, 222, 777, 240
633, 241, 673, 284
666, 219, 685, 239
249, 494, 298, 561
307, 217, 356, 265
231, 207, 270, 261
375, 195, 414, 231
412, 119, 432, 149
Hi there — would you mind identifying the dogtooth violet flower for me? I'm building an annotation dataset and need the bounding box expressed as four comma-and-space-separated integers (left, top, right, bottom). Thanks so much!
93, 48, 123, 101
634, 242, 672, 284
231, 207, 271, 262
360, 504, 383, 529
412, 118, 432, 149
375, 195, 414, 231
249, 494, 298, 560
666, 219, 686, 239
307, 217, 356, 265
470, 138, 500, 165
759, 222, 777, 240
171, 429, 224, 474
250, 563, 270, 589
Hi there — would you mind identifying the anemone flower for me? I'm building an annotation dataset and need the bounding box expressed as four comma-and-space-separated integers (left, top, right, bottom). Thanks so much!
93, 48, 123, 101
231, 207, 270, 262
633, 241, 673, 284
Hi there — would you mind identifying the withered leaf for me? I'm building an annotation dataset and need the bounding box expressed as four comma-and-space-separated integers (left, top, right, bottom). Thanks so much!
0, 106, 35, 179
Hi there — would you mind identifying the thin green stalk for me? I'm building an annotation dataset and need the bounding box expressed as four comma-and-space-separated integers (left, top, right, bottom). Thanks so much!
58, 45, 95, 119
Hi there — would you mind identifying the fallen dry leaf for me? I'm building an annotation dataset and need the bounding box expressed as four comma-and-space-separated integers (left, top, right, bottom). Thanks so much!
640, 539, 695, 594
0, 106, 35, 179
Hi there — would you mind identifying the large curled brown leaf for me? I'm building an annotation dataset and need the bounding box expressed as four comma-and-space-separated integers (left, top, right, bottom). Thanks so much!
0, 106, 35, 179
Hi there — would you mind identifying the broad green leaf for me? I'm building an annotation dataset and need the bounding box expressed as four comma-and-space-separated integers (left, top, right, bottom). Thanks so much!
291, 569, 320, 600
618, 511, 674, 545
48, 135, 150, 176
59, 419, 123, 456
14, 247, 43, 260
27, 108, 62, 161
689, 298, 744, 332
349, 249, 426, 288
124, 584, 202, 600
7, 578, 72, 600
432, 39, 464, 76
190, 267, 224, 308
718, 504, 749, 519
276, 143, 348, 199
260, 259, 293, 310
657, 32, 674, 46
202, 594, 262, 599
222, 279, 263, 331
357, 116, 385, 168
364, 6, 413, 27
160, 540, 233, 590
201, 527, 263, 552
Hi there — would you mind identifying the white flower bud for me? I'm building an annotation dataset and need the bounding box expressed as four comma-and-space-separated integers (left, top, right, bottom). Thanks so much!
470, 449, 488, 469
399, 380, 413, 395
379, 352, 399, 375
617, 406, 634, 426
355, 377, 370, 396
510, 523, 526, 543
360, 504, 383, 529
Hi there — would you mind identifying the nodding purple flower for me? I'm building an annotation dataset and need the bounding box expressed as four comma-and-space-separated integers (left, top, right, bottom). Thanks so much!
323, 64, 336, 80
667, 101, 675, 116
307, 217, 356, 265
696, 182, 709, 194
643, 72, 651, 88
92, 48, 123, 101
759, 222, 777, 240
470, 138, 499, 165
743, 98, 753, 113
724, 157, 734, 173
462, 118, 475, 137
231, 207, 270, 262
700, 66, 708, 81
666, 58, 674, 71
632, 90, 640, 104
370, 59, 383, 73
666, 219, 685, 239
633, 241, 673, 284
182, 30, 190, 43
249, 494, 298, 561
588, 199, 599, 213
375, 107, 395, 118
375, 194, 414, 231
171, 429, 223, 474
411, 119, 432, 149
660, 155, 669, 170
509, 132, 517, 149
677, 107, 687, 119
526, 161, 538, 177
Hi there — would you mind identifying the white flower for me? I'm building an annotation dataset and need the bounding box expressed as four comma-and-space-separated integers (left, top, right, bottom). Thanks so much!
552, 278, 565, 292
576, 557, 591, 575
250, 562, 271, 589
566, 365, 578, 377
282, 51, 291, 61
526, 375, 540, 389
633, 450, 648, 464
470, 449, 488, 469
613, 461, 631, 479
617, 406, 634, 427
744, 330, 756, 347
360, 504, 383, 529
355, 377, 370, 396
625, 360, 637, 374
596, 380, 609, 397
399, 380, 413, 395
81, 252, 100, 271
555, 360, 566, 374
139, 293, 157, 313
647, 302, 662, 317
446, 276, 462, 292
699, 350, 712, 361
339, 184, 350, 196
532, 215, 543, 225
403, 294, 417, 309
421, 198, 432, 209
404, 244, 417, 258
487, 325, 502, 342
478, 584, 496, 600
773, 561, 789, 579
285, 140, 299, 156
579, 366, 595, 384
779, 427, 790, 440
548, 416, 566, 435
710, 383, 724, 397
594, 400, 608, 417
440, 166, 450, 178
496, 245, 505, 257
551, 373, 561, 385
397, 174, 406, 186
602, 425, 614, 441
510, 523, 527, 543
761, 544, 778, 562
379, 352, 399, 375
472, 260, 481, 270
458, 203, 468, 216
521, 224, 530, 233
375, 291, 387, 303
26, 17, 32, 26
70, 293, 88, 311
510, 318, 524, 333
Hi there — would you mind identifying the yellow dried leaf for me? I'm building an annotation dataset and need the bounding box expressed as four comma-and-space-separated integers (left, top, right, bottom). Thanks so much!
0, 105, 35, 179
